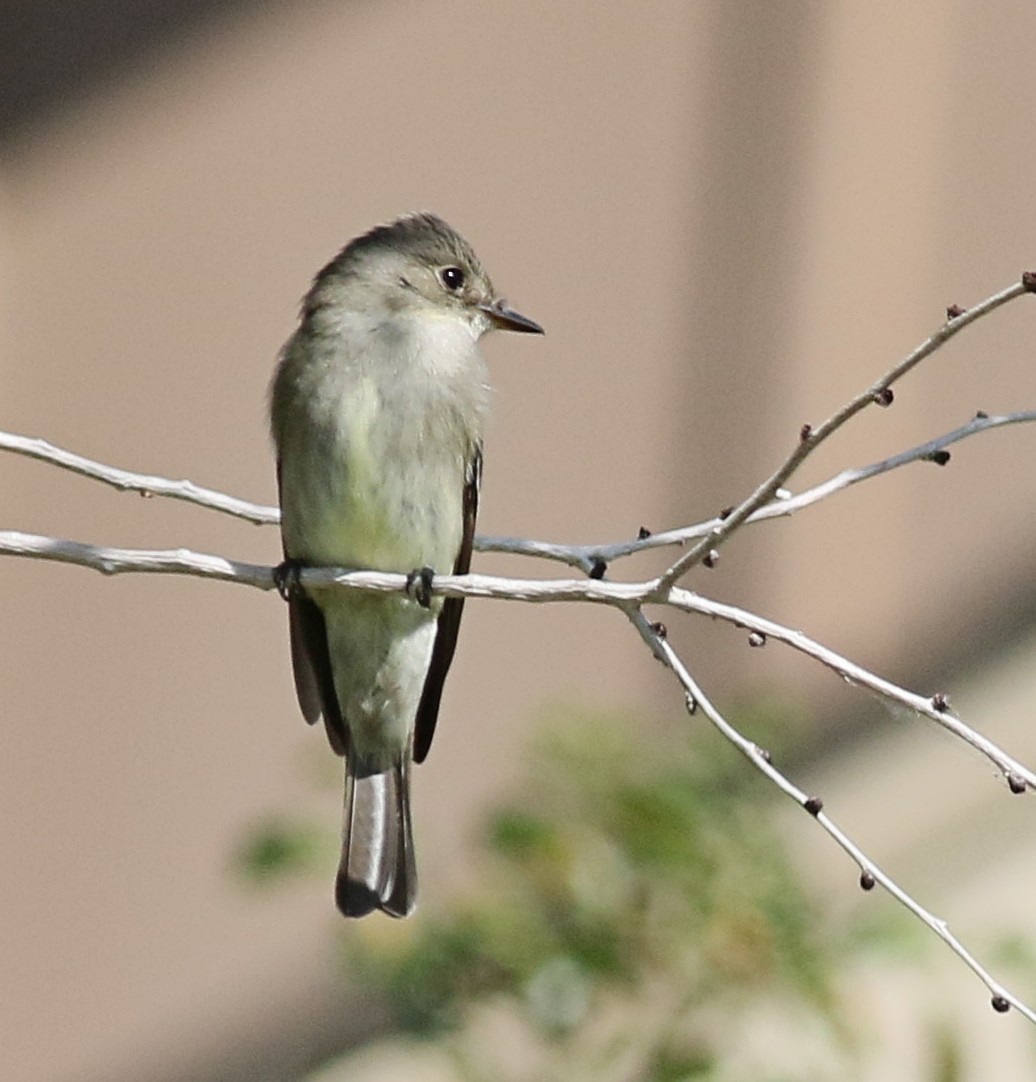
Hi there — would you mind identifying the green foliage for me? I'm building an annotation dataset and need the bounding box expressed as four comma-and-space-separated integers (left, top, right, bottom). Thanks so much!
927, 1023, 964, 1082
232, 815, 331, 883
240, 705, 1036, 1080
347, 708, 841, 1075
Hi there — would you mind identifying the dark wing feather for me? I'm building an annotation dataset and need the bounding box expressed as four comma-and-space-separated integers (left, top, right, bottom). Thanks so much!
287, 595, 324, 725
289, 593, 348, 756
413, 445, 481, 763
278, 459, 349, 756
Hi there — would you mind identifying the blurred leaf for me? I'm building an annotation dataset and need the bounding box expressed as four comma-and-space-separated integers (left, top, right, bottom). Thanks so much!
928, 1021, 964, 1082
988, 932, 1036, 972
646, 1047, 716, 1081
232, 816, 330, 884
349, 707, 839, 1053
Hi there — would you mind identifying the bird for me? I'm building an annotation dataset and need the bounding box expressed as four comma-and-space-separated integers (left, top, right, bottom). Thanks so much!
269, 213, 542, 917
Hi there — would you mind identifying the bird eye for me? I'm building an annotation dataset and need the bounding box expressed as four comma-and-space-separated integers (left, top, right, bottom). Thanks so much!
440, 266, 465, 291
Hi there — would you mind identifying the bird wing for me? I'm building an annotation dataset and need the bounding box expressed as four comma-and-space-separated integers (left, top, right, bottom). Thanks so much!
278, 459, 349, 756
412, 444, 481, 763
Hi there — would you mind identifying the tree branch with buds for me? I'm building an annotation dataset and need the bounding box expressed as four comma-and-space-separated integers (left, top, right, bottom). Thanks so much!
2, 272, 1035, 1023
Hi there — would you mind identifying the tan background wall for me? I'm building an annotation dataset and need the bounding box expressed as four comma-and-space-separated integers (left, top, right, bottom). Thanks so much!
2, 2, 1036, 1080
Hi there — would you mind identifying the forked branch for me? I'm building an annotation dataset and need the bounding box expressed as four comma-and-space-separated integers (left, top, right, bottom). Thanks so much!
2, 272, 1035, 1023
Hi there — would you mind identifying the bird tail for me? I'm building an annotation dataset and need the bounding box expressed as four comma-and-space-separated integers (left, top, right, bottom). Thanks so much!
336, 755, 417, 918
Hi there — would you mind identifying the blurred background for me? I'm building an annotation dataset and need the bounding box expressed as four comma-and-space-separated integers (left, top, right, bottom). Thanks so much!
2, 1, 1036, 1079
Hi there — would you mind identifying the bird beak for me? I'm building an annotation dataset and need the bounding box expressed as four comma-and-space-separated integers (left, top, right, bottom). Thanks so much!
479, 301, 544, 335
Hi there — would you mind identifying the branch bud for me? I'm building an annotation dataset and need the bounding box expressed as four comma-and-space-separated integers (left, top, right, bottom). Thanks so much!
1007, 772, 1027, 794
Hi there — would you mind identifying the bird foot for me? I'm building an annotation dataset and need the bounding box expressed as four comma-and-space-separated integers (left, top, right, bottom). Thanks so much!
405, 566, 435, 609
273, 559, 307, 601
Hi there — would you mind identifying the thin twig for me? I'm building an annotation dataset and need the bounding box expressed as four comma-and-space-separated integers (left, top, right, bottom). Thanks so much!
629, 610, 1036, 1025
4, 524, 1033, 1021
668, 587, 1035, 792
0, 530, 639, 602
480, 408, 1036, 571
3, 272, 1035, 1026
4, 405, 1034, 574
653, 277, 1034, 593
2, 528, 1030, 793
0, 431, 279, 524
0, 530, 273, 586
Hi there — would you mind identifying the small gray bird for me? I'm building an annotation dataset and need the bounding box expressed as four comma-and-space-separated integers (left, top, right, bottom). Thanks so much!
270, 213, 542, 917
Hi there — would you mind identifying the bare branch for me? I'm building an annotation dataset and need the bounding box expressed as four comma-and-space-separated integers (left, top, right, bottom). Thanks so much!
653, 276, 1034, 592
4, 528, 1030, 793
481, 408, 1036, 572
0, 431, 278, 525
629, 610, 1036, 1025
0, 530, 643, 606
3, 273, 1035, 1025
668, 587, 1036, 792
5, 405, 1033, 576
0, 530, 274, 586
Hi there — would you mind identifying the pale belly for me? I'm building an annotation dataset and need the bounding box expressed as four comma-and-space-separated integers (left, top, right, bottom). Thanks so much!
278, 387, 467, 576
304, 462, 464, 575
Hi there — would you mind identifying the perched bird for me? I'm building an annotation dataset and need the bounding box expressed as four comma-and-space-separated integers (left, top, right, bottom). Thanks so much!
270, 213, 542, 917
